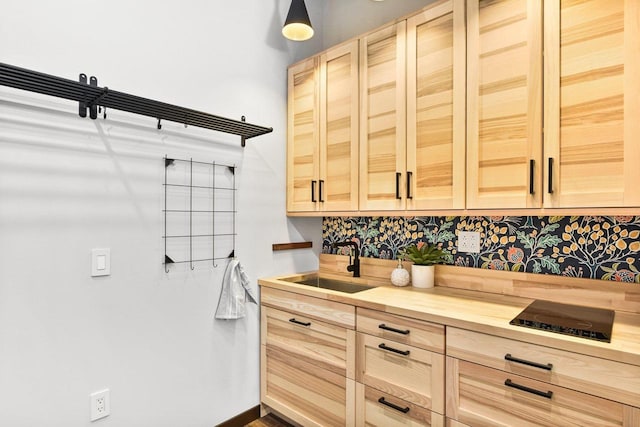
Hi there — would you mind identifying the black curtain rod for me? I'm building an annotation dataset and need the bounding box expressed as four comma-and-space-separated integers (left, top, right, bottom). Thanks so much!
0, 62, 273, 146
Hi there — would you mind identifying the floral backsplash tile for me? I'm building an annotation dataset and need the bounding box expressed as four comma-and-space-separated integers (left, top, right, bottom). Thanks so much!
322, 216, 640, 283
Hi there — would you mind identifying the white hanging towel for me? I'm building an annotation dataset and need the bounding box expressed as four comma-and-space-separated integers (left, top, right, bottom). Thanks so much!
215, 259, 257, 320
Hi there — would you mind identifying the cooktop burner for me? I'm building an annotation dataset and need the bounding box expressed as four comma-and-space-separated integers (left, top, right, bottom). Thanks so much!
509, 300, 615, 343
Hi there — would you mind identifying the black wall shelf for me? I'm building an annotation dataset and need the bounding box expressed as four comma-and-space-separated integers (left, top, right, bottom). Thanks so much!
0, 62, 273, 147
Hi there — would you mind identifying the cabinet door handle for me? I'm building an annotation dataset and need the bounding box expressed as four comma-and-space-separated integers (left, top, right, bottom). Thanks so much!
395, 172, 402, 199
529, 159, 535, 194
504, 379, 553, 399
319, 179, 324, 202
548, 158, 554, 194
378, 343, 410, 356
311, 180, 317, 202
505, 353, 553, 371
377, 397, 410, 414
406, 171, 413, 199
289, 318, 311, 327
378, 324, 410, 335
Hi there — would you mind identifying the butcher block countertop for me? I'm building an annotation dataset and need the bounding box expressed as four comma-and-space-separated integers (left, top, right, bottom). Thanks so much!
258, 272, 640, 368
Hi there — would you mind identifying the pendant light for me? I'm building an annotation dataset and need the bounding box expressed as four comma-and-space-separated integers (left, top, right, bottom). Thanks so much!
282, 0, 314, 41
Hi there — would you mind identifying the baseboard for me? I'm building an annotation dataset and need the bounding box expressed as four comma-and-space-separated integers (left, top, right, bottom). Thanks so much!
216, 405, 260, 427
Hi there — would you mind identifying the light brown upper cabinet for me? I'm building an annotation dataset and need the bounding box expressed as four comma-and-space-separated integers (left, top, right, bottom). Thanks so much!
287, 41, 359, 213
543, 0, 640, 208
466, 0, 543, 209
406, 0, 466, 210
287, 57, 319, 212
288, 0, 640, 214
359, 22, 407, 211
360, 0, 464, 212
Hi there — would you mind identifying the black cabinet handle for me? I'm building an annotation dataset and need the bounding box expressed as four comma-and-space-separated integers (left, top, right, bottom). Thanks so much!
504, 379, 553, 399
379, 324, 410, 335
378, 397, 410, 414
529, 159, 535, 194
406, 171, 413, 199
319, 179, 324, 202
548, 158, 554, 194
289, 318, 311, 327
311, 180, 317, 202
378, 343, 410, 356
505, 353, 553, 371
395, 172, 401, 199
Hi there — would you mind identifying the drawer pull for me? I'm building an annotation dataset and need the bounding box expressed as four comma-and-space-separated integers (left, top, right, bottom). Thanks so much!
289, 318, 311, 327
378, 343, 410, 356
378, 324, 410, 335
505, 353, 553, 371
378, 397, 410, 414
504, 379, 553, 399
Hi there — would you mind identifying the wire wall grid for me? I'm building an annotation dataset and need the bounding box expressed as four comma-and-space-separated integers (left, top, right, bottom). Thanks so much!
163, 156, 236, 273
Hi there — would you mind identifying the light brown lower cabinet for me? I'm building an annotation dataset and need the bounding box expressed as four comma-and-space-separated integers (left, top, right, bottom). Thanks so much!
260, 287, 356, 426
356, 382, 444, 426
354, 307, 446, 426
262, 346, 355, 426
446, 357, 640, 427
357, 332, 445, 412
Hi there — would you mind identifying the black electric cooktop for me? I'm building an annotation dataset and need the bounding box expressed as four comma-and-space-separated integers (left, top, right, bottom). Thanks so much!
510, 300, 615, 343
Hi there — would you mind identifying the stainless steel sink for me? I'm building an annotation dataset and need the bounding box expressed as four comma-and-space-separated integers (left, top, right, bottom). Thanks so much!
282, 276, 373, 294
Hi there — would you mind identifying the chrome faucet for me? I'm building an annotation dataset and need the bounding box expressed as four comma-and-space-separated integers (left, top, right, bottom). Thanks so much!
332, 241, 360, 277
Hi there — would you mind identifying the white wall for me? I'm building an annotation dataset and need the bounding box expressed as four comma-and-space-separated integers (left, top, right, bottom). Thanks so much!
322, 0, 437, 48
0, 1, 322, 426
0, 0, 443, 425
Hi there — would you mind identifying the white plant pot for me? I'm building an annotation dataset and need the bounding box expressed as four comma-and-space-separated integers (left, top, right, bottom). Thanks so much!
411, 264, 435, 289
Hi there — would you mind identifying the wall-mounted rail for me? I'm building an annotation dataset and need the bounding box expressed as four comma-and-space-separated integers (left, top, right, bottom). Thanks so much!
0, 62, 273, 147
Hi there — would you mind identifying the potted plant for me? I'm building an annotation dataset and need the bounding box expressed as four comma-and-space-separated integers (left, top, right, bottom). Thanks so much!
401, 241, 449, 288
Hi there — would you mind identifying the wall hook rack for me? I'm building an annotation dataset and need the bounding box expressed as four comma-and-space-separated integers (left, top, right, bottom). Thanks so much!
0, 62, 273, 147
163, 156, 237, 272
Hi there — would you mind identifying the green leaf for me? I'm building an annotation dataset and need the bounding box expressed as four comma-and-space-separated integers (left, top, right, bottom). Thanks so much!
539, 223, 560, 235
440, 221, 454, 231
538, 256, 561, 274
437, 231, 456, 243
532, 260, 542, 273
536, 234, 562, 249
517, 231, 535, 249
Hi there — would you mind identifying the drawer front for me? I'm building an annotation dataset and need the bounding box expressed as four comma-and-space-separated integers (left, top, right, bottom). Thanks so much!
262, 306, 355, 378
357, 332, 445, 413
261, 286, 355, 328
356, 383, 444, 427
447, 327, 640, 407
445, 419, 469, 427
357, 307, 445, 353
447, 357, 632, 427
261, 346, 355, 427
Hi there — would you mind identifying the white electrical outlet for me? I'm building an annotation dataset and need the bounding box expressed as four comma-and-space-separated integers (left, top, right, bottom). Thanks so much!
90, 389, 110, 421
457, 231, 481, 253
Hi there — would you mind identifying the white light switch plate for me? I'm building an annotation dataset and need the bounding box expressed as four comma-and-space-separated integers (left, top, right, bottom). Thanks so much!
91, 248, 110, 277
